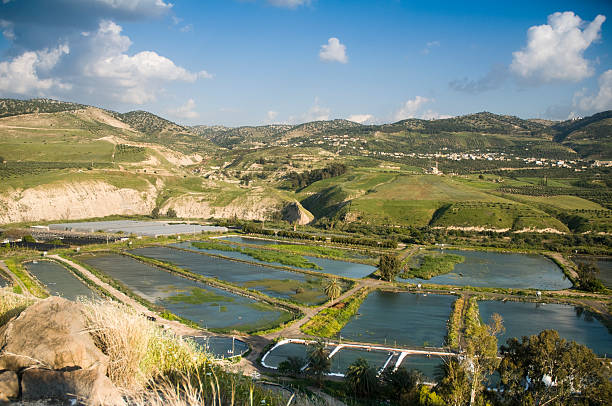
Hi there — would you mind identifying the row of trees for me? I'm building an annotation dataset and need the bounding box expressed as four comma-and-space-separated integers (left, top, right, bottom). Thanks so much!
284, 163, 347, 190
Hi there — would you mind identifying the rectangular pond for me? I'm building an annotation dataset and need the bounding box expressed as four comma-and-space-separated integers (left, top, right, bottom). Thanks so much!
399, 355, 445, 382
178, 240, 376, 279
572, 256, 612, 289
130, 246, 337, 305
340, 291, 455, 348
78, 253, 292, 332
49, 220, 227, 237
478, 300, 612, 357
25, 260, 100, 301
399, 249, 572, 290
329, 347, 391, 375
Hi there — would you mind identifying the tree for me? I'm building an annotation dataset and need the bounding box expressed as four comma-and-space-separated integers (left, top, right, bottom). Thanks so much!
380, 366, 423, 404
576, 262, 605, 293
435, 358, 470, 406
306, 340, 330, 385
378, 254, 401, 281
324, 278, 342, 301
345, 358, 379, 398
463, 313, 503, 405
498, 329, 612, 406
278, 356, 305, 377
166, 208, 177, 218
151, 207, 160, 218
22, 235, 35, 243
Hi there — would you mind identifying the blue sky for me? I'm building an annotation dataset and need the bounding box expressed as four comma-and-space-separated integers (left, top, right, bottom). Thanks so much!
0, 0, 610, 126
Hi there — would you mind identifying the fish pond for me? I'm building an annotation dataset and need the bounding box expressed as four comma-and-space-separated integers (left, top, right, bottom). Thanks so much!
340, 291, 455, 348
399, 249, 571, 290
478, 300, 612, 357
262, 342, 312, 369
400, 355, 444, 382
572, 256, 612, 289
25, 260, 100, 301
329, 347, 391, 375
187, 336, 249, 359
180, 239, 375, 279
78, 253, 292, 332
130, 246, 343, 305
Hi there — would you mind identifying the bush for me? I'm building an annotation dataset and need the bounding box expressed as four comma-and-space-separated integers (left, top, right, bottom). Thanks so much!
166, 208, 178, 218
0, 288, 36, 326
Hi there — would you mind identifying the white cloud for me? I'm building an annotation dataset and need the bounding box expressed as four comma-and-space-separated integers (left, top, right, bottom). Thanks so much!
319, 37, 348, 64
510, 11, 606, 83
573, 69, 612, 114
303, 98, 330, 121
0, 20, 15, 40
93, 0, 172, 15
347, 114, 373, 124
169, 98, 199, 119
0, 44, 70, 94
267, 110, 279, 121
422, 40, 440, 55
82, 20, 211, 103
267, 0, 310, 8
393, 96, 452, 121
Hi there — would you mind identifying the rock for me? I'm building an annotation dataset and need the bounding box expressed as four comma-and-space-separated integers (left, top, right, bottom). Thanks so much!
22, 367, 125, 406
0, 371, 19, 402
281, 202, 314, 225
0, 297, 108, 372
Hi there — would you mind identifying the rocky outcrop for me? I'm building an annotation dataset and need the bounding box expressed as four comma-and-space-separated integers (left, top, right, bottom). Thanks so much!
281, 202, 314, 225
161, 192, 285, 221
0, 297, 124, 405
0, 180, 157, 225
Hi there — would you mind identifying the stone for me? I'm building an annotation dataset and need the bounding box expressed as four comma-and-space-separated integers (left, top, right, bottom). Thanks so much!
22, 367, 125, 406
0, 370, 19, 402
0, 297, 108, 372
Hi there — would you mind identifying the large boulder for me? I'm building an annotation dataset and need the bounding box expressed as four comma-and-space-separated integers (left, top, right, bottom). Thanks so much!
0, 371, 18, 402
21, 367, 124, 405
0, 296, 108, 372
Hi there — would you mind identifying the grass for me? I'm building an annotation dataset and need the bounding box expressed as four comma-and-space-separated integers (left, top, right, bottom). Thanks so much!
240, 277, 333, 305
400, 252, 465, 279
166, 287, 235, 305
0, 287, 36, 326
446, 295, 465, 350
3, 258, 48, 298
191, 241, 322, 270
301, 287, 369, 338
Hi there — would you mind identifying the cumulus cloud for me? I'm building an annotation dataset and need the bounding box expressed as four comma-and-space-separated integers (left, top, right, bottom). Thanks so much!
319, 37, 348, 64
0, 44, 70, 94
169, 98, 199, 119
0, 19, 15, 40
347, 114, 374, 124
422, 40, 440, 55
511, 11, 606, 83
266, 110, 279, 122
573, 69, 612, 113
393, 96, 451, 121
267, 0, 310, 8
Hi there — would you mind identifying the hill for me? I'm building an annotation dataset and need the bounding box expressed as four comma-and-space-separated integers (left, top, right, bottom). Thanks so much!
547, 111, 612, 159
0, 98, 87, 118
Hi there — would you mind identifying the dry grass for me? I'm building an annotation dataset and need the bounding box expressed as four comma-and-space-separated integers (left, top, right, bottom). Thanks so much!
0, 287, 36, 326
81, 299, 205, 392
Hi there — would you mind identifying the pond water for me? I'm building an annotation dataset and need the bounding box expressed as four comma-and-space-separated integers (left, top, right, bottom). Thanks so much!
478, 300, 612, 357
131, 246, 332, 305
572, 256, 612, 289
25, 261, 100, 301
329, 347, 391, 375
400, 355, 445, 382
262, 342, 311, 369
187, 336, 249, 359
79, 253, 291, 332
49, 220, 227, 237
340, 291, 455, 348
399, 249, 571, 290
178, 240, 375, 279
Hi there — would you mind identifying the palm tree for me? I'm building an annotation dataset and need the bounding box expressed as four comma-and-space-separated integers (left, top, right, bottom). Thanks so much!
306, 340, 330, 386
345, 358, 378, 398
324, 278, 342, 301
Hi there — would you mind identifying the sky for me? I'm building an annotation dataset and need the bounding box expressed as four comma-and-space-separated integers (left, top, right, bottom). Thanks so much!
0, 0, 611, 126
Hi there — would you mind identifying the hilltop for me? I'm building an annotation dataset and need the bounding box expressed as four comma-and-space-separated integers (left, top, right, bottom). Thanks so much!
0, 98, 610, 233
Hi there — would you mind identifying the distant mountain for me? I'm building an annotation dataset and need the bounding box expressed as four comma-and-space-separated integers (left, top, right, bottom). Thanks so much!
114, 110, 190, 137
0, 98, 87, 118
547, 111, 612, 159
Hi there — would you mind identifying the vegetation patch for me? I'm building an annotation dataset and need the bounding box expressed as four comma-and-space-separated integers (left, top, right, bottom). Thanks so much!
301, 287, 369, 337
3, 258, 48, 298
166, 287, 235, 305
191, 241, 322, 270
400, 252, 465, 279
